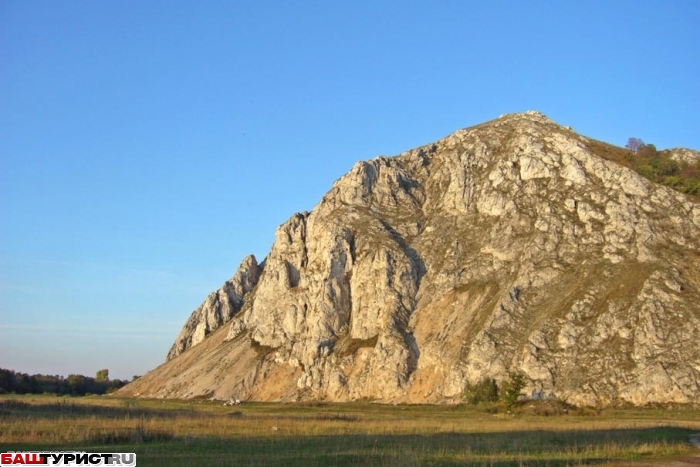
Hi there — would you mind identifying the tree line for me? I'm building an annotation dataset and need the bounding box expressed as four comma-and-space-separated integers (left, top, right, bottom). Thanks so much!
0, 368, 129, 396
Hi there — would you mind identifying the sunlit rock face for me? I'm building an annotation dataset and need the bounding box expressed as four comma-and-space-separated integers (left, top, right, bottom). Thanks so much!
122, 111, 700, 406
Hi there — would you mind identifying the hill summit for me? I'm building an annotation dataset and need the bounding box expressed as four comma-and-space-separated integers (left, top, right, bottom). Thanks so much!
120, 111, 700, 406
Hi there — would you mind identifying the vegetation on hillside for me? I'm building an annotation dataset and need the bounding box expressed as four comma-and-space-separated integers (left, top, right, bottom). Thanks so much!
585, 138, 700, 198
626, 137, 700, 195
626, 138, 700, 196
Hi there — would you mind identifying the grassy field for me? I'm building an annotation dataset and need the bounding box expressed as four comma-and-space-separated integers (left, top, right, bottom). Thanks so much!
1, 395, 698, 466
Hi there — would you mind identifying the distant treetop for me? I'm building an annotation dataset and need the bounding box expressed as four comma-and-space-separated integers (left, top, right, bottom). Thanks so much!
625, 137, 645, 153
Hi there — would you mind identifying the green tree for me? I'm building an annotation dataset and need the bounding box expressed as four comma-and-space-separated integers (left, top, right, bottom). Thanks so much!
95, 369, 109, 382
501, 372, 526, 411
66, 374, 88, 395
464, 378, 499, 405
636, 143, 658, 159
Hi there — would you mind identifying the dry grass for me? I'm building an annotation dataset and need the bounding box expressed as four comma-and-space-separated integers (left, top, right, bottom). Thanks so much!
584, 139, 636, 170
1, 395, 698, 466
335, 335, 379, 357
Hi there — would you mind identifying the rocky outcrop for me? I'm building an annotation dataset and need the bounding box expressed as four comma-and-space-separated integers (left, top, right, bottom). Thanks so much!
667, 147, 700, 165
166, 255, 261, 360
122, 111, 700, 406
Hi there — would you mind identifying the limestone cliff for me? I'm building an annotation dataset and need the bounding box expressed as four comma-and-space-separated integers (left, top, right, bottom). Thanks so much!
165, 255, 261, 360
120, 111, 700, 406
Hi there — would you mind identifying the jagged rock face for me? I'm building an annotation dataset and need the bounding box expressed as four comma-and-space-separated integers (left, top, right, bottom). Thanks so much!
123, 111, 700, 406
166, 255, 261, 361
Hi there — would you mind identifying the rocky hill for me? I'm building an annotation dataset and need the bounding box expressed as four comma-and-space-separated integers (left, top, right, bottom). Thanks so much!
119, 111, 700, 406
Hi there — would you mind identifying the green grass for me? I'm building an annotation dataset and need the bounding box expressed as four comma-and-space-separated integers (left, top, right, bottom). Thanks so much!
1, 395, 698, 466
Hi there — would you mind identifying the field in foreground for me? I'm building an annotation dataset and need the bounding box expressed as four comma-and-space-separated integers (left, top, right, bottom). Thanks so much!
0, 395, 699, 466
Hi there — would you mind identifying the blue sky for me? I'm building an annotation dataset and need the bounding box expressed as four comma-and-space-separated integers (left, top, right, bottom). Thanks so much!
1, 1, 698, 380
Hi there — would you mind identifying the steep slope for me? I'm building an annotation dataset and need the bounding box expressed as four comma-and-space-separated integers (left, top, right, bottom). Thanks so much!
120, 111, 700, 406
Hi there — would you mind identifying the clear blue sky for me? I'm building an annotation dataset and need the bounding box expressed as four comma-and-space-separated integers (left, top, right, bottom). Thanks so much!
1, 1, 698, 380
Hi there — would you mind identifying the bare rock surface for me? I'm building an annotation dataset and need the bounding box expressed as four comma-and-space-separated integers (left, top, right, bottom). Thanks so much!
667, 148, 700, 165
165, 255, 261, 361
120, 112, 700, 406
